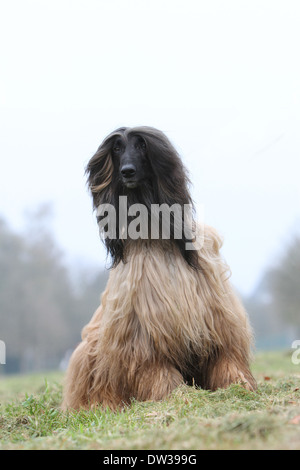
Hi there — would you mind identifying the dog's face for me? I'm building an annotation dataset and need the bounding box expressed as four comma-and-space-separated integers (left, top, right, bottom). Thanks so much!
112, 134, 152, 189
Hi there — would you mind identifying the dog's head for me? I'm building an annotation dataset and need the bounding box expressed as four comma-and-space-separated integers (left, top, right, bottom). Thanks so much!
86, 126, 191, 208
85, 127, 200, 269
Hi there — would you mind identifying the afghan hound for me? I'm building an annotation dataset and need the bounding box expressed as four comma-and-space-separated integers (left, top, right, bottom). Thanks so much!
62, 126, 256, 410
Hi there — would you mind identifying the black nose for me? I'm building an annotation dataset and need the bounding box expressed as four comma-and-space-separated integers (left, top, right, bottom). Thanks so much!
121, 164, 136, 179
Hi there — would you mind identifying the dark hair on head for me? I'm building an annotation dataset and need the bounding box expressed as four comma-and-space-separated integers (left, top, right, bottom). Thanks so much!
85, 126, 200, 270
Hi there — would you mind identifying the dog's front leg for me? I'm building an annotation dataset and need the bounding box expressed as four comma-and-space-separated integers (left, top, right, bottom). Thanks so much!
203, 354, 257, 392
131, 361, 184, 402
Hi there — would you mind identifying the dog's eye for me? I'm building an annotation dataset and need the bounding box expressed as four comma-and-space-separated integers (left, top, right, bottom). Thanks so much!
136, 140, 146, 151
112, 138, 123, 154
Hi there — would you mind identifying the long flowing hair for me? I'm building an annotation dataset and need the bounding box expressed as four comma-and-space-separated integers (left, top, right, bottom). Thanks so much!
61, 126, 256, 411
85, 126, 200, 269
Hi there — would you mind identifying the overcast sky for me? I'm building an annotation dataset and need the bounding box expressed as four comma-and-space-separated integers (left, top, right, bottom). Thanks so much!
1, 0, 299, 295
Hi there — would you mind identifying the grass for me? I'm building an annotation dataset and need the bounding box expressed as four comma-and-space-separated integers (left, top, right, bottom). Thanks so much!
0, 350, 300, 450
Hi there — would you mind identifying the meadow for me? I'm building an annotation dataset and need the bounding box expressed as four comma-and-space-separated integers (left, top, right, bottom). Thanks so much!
0, 350, 300, 450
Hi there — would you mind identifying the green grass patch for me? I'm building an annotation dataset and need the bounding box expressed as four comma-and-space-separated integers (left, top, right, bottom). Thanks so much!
0, 351, 300, 449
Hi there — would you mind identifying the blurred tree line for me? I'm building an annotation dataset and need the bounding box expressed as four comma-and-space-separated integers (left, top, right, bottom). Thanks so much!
245, 235, 300, 350
0, 207, 108, 374
0, 206, 299, 373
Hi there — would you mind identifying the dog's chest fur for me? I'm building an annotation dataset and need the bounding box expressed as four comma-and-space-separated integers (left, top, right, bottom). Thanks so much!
99, 240, 216, 366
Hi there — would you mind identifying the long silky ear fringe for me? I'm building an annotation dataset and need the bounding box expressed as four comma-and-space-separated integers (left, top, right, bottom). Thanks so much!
86, 151, 114, 209
90, 153, 113, 194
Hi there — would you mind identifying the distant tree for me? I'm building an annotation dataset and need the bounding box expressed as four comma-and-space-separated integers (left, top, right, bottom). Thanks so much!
0, 206, 108, 373
266, 236, 300, 330
0, 217, 27, 371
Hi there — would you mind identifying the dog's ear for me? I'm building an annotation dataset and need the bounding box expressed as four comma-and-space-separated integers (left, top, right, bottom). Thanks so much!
85, 148, 114, 209
134, 128, 191, 204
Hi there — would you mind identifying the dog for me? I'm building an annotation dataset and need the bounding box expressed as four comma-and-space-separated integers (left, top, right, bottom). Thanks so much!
62, 126, 256, 410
